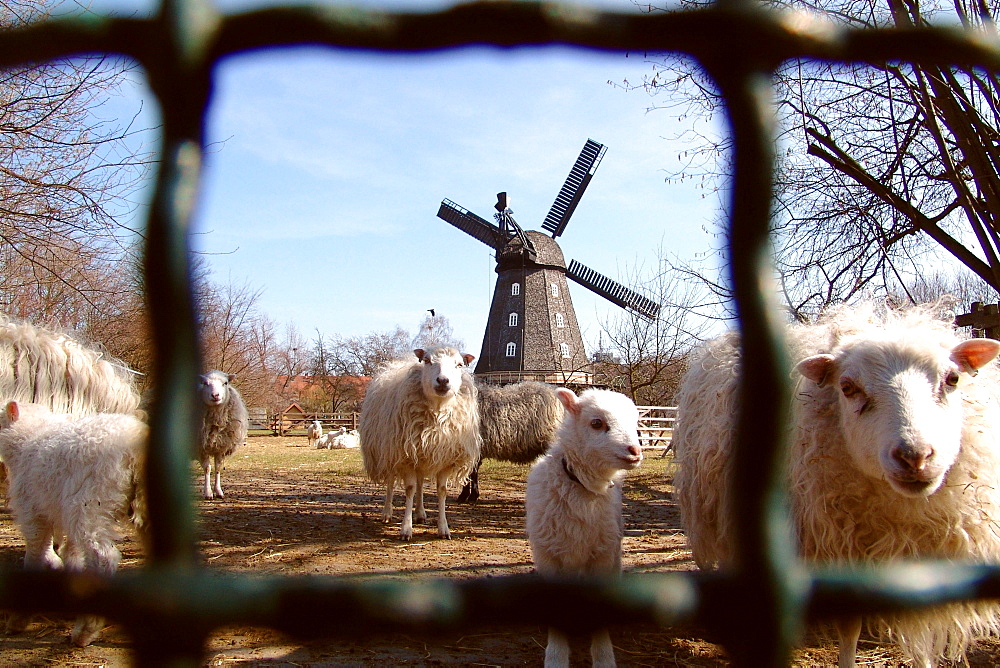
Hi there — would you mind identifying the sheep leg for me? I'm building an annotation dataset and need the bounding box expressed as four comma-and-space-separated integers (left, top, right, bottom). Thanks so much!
590, 628, 616, 667
544, 627, 571, 667
457, 463, 480, 504
201, 456, 214, 500
9, 525, 63, 634
212, 454, 226, 498
401, 472, 418, 540
381, 476, 394, 523
835, 616, 862, 668
435, 472, 450, 539
415, 477, 428, 524
69, 538, 120, 648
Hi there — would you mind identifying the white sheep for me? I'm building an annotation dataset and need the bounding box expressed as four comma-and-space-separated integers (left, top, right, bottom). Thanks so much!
0, 400, 147, 647
316, 427, 360, 449
198, 370, 248, 500
332, 428, 360, 449
359, 347, 480, 540
306, 420, 323, 448
457, 380, 564, 503
673, 302, 1000, 667
525, 388, 643, 668
315, 430, 337, 449
0, 313, 140, 414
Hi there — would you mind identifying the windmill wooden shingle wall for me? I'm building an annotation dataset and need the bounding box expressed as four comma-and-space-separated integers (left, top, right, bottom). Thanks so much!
476, 231, 591, 385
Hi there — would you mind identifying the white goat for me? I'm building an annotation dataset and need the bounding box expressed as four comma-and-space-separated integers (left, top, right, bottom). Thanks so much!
673, 302, 1000, 667
306, 420, 323, 448
198, 370, 248, 500
359, 347, 480, 540
0, 400, 147, 647
525, 388, 643, 668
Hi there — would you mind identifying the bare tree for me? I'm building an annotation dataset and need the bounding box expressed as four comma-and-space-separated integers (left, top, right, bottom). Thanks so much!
0, 1, 154, 327
412, 312, 465, 352
634, 0, 1000, 317
594, 246, 717, 405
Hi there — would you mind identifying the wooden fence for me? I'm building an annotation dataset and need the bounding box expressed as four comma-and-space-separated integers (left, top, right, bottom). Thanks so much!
272, 405, 676, 449
270, 411, 359, 435
637, 405, 676, 452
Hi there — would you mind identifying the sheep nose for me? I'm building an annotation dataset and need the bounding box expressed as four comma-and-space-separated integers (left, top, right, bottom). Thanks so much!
892, 443, 933, 471
627, 445, 642, 458
436, 376, 450, 387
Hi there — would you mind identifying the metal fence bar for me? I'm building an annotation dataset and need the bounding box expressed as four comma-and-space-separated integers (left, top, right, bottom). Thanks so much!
0, 0, 999, 666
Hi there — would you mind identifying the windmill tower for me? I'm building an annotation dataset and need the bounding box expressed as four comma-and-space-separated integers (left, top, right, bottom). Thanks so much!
437, 139, 660, 387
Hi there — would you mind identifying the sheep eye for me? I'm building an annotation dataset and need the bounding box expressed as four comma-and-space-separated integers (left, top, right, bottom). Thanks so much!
590, 418, 606, 431
840, 379, 860, 398
944, 371, 960, 388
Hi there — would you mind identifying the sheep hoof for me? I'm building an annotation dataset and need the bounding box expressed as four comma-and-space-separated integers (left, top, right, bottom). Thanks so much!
71, 615, 104, 647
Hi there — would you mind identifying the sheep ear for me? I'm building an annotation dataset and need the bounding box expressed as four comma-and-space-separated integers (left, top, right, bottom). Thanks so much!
556, 388, 580, 416
951, 338, 1000, 374
227, 374, 236, 383
796, 354, 837, 386
4, 401, 19, 424
414, 349, 426, 361
462, 354, 475, 366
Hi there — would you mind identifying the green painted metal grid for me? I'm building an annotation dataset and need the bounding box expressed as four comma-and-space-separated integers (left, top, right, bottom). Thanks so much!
1, 0, 1000, 665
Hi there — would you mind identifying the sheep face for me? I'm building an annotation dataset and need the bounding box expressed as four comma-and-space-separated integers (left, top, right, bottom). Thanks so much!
413, 348, 474, 402
199, 371, 236, 407
797, 336, 1000, 498
557, 388, 643, 477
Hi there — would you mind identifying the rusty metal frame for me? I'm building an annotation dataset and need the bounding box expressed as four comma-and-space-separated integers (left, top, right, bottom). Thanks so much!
1, 0, 999, 665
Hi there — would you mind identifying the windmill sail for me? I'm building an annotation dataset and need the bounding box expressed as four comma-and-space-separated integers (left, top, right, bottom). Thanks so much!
566, 260, 660, 320
437, 199, 505, 250
541, 139, 607, 238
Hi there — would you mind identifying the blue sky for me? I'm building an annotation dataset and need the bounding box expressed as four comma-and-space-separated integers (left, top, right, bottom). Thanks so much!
96, 0, 722, 356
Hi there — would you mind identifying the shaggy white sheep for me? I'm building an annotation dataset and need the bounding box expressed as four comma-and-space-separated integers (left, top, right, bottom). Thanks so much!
359, 347, 480, 540
457, 380, 564, 503
673, 302, 1000, 667
306, 420, 323, 448
525, 388, 642, 668
0, 400, 147, 647
198, 370, 248, 500
0, 313, 140, 414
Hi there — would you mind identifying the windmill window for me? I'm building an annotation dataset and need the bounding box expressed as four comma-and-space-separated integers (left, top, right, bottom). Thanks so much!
550, 283, 559, 297
560, 343, 571, 358
555, 313, 564, 328
506, 342, 516, 357
511, 283, 520, 296
508, 313, 518, 327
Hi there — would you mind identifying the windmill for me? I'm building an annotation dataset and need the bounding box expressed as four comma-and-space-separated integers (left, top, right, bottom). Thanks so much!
437, 138, 660, 386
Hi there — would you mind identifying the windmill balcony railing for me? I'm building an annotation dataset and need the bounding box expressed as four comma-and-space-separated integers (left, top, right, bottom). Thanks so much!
3, 0, 1000, 665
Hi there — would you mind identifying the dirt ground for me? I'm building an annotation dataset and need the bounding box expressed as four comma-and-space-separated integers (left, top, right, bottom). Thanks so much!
1, 435, 1000, 666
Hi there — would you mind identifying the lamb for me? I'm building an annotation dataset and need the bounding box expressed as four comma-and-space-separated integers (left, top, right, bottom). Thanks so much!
0, 400, 147, 647
306, 420, 323, 448
672, 302, 1000, 667
457, 380, 564, 503
359, 347, 480, 540
525, 388, 643, 667
0, 313, 141, 414
198, 370, 248, 500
